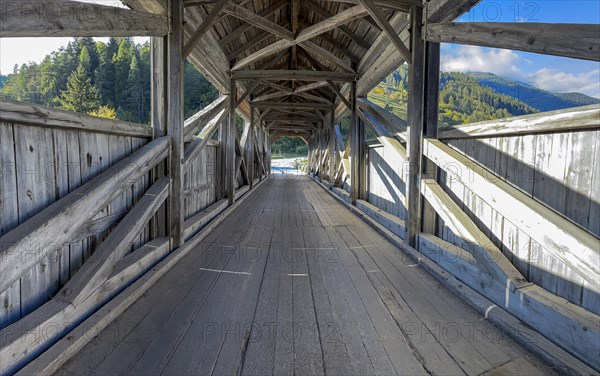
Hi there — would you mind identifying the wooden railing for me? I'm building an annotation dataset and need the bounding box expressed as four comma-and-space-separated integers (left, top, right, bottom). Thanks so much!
315, 101, 600, 370
0, 96, 271, 374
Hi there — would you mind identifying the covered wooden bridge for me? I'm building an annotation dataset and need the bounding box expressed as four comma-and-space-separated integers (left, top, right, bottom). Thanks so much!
0, 0, 599, 375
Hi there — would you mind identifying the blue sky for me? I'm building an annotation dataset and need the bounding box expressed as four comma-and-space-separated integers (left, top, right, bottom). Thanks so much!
443, 0, 600, 97
1, 0, 599, 97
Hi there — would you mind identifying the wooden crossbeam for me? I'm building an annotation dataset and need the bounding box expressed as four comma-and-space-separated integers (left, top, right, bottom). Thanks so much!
220, 0, 288, 45
0, 0, 168, 37
328, 81, 352, 109
231, 5, 368, 70
184, 95, 228, 141
357, 0, 411, 62
421, 179, 528, 287
227, 30, 271, 61
183, 0, 231, 58
224, 4, 294, 41
232, 70, 357, 81
184, 108, 228, 169
426, 22, 600, 62
303, 1, 370, 49
423, 138, 600, 292
299, 41, 355, 73
56, 178, 171, 306
252, 102, 332, 110
0, 137, 169, 294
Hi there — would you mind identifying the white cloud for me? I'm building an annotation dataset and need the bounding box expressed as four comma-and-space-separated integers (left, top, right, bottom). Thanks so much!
528, 68, 600, 98
441, 45, 522, 76
442, 45, 600, 98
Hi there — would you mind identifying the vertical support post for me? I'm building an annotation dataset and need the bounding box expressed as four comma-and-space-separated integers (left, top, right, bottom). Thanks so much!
328, 110, 335, 188
151, 35, 168, 238
350, 79, 364, 201
318, 124, 325, 181
223, 77, 237, 204
167, 0, 185, 247
421, 41, 441, 234
249, 107, 255, 188
406, 5, 426, 247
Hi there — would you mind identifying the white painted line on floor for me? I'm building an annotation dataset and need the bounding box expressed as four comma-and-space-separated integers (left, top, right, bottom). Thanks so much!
367, 270, 380, 273
288, 274, 308, 277
198, 268, 251, 276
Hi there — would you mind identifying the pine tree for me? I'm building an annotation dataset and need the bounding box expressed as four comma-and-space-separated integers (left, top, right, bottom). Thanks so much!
127, 55, 144, 122
59, 49, 101, 113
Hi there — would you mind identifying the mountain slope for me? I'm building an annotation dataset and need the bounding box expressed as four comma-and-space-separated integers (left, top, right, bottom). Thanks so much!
369, 69, 540, 126
470, 72, 600, 112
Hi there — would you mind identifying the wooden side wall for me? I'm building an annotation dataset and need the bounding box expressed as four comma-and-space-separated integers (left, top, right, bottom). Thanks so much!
0, 121, 151, 328
367, 144, 408, 221
438, 128, 600, 314
183, 144, 219, 220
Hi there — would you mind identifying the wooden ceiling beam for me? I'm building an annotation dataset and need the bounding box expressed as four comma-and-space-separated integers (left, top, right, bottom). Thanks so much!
231, 5, 368, 70
227, 30, 271, 61
327, 80, 352, 109
232, 70, 357, 81
299, 41, 355, 73
252, 102, 333, 110
183, 0, 232, 58
223, 4, 294, 41
303, 1, 370, 50
220, 0, 288, 45
357, 0, 411, 62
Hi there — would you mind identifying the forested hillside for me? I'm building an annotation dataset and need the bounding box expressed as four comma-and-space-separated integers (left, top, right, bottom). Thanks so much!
369, 65, 599, 126
0, 37, 218, 122
471, 72, 600, 112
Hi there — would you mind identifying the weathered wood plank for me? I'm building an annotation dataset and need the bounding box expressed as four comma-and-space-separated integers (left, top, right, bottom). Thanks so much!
0, 0, 168, 37
56, 177, 170, 306
423, 139, 600, 293
419, 234, 600, 370
426, 22, 600, 62
439, 104, 600, 139
0, 137, 169, 294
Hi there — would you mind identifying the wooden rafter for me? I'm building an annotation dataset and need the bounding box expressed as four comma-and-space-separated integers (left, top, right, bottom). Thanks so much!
183, 0, 231, 58
357, 0, 411, 62
231, 5, 368, 70
232, 70, 357, 81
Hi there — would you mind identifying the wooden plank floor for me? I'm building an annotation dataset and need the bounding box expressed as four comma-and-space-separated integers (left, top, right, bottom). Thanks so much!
56, 175, 556, 376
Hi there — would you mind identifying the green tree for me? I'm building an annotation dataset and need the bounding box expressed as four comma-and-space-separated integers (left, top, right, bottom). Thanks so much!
59, 49, 101, 113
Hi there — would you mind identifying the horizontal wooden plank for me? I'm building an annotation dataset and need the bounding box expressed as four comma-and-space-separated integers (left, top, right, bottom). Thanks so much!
0, 99, 153, 137
439, 104, 600, 139
231, 70, 358, 82
0, 0, 169, 38
183, 199, 228, 240
425, 22, 600, 62
355, 199, 406, 239
0, 0, 168, 37
423, 139, 600, 293
419, 234, 600, 370
0, 137, 169, 294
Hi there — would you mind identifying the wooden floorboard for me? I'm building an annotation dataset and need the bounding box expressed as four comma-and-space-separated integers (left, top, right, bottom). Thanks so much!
56, 174, 555, 376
